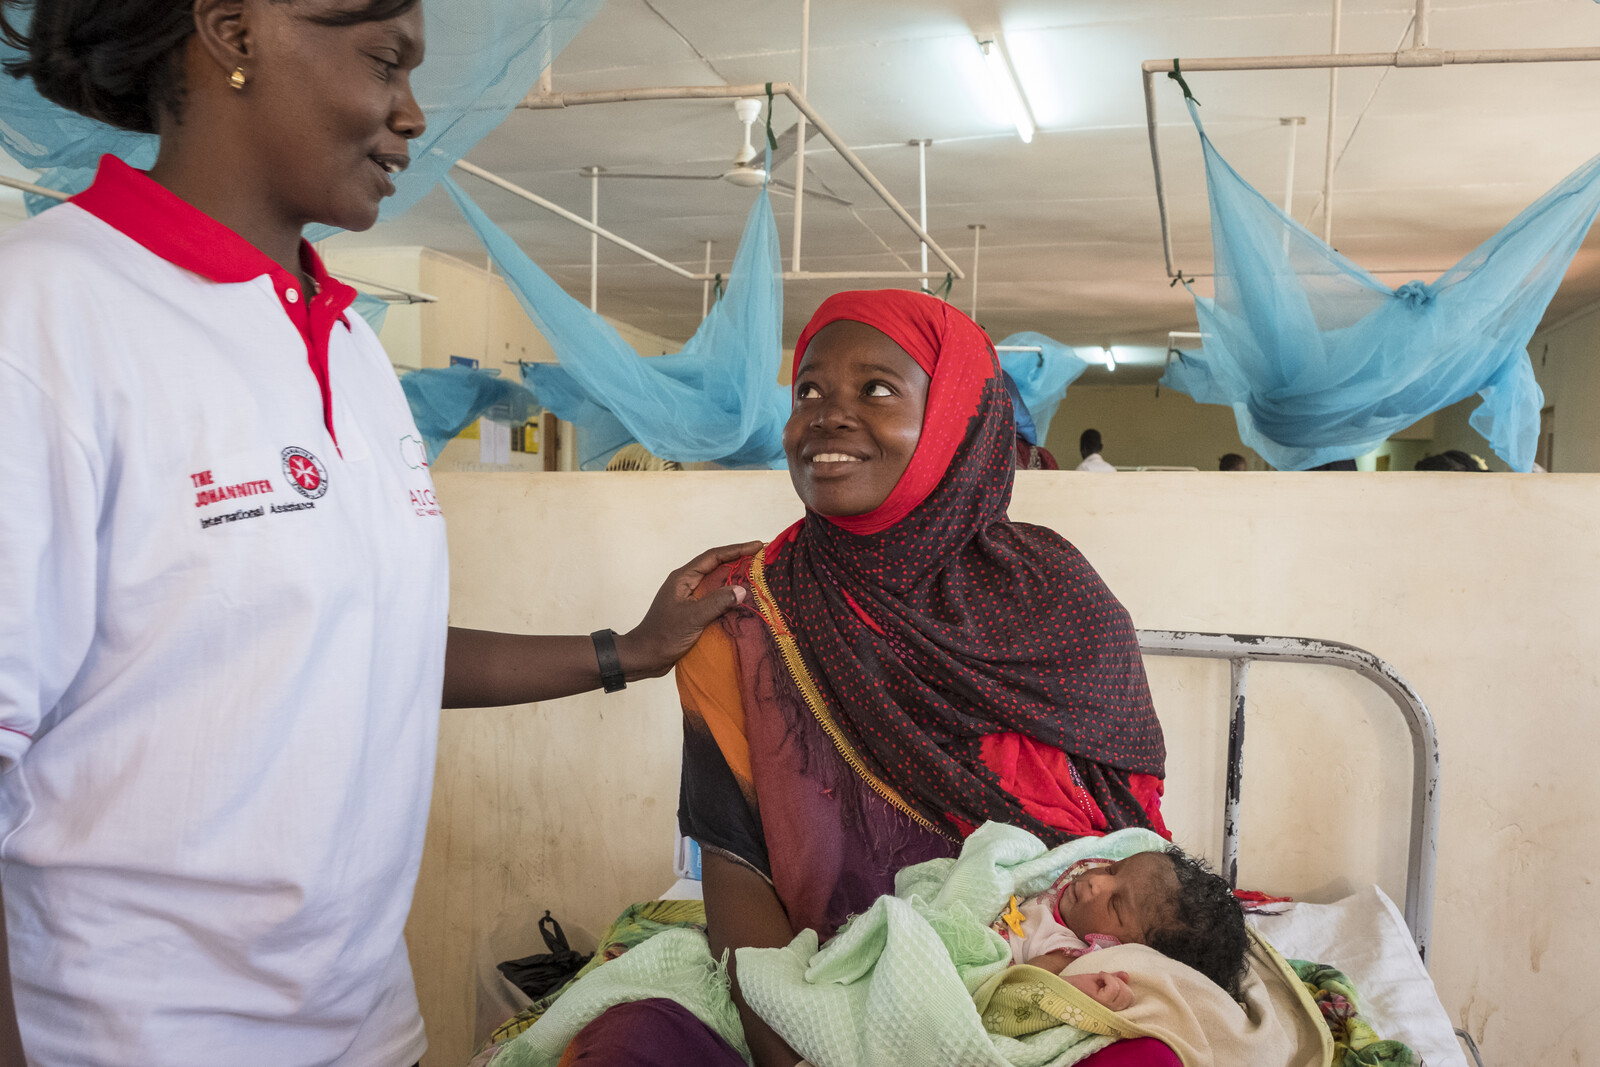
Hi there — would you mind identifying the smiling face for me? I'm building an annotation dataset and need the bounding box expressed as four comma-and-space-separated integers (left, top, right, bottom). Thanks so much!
784, 319, 932, 517
1057, 851, 1179, 945
242, 0, 427, 232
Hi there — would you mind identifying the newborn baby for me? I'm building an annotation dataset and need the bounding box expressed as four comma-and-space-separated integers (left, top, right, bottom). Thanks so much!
994, 847, 1249, 1011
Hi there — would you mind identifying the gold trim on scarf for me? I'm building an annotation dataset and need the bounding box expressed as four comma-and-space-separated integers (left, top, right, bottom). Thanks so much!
748, 545, 948, 838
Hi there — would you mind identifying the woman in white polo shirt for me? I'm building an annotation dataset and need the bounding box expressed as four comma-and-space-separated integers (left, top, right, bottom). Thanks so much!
0, 1, 754, 1064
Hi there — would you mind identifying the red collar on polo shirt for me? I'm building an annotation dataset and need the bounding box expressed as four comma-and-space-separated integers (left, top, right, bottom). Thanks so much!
72, 154, 358, 446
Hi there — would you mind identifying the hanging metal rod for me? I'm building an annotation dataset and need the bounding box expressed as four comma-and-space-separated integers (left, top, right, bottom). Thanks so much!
454, 159, 703, 280
1142, 40, 1600, 279
785, 270, 946, 280
457, 162, 957, 284
332, 272, 439, 305
517, 81, 964, 279
0, 174, 65, 200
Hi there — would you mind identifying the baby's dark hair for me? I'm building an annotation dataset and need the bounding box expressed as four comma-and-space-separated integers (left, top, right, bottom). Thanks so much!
0, 0, 417, 133
1143, 848, 1250, 1000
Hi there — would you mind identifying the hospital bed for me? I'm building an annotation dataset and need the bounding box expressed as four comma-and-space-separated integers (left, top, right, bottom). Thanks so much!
483, 631, 1479, 1066
1137, 631, 1472, 1067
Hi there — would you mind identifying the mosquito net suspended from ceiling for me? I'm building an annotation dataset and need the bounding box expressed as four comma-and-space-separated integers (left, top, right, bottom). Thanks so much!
0, 0, 606, 228
396, 293, 1093, 469
400, 364, 539, 464
996, 332, 1089, 447
440, 173, 789, 470
1160, 95, 1600, 471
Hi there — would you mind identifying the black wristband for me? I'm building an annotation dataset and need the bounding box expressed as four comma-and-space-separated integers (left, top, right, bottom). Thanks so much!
591, 628, 627, 693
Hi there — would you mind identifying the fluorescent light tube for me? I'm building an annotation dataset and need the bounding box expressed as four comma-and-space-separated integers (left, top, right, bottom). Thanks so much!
978, 36, 1036, 144
1102, 346, 1116, 371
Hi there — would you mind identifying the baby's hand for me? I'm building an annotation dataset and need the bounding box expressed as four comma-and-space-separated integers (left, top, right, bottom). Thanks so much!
1065, 970, 1134, 1012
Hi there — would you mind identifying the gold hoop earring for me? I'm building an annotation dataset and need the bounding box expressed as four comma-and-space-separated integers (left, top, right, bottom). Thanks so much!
228, 67, 247, 91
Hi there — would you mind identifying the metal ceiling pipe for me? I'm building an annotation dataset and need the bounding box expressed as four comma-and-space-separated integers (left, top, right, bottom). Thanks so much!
1140, 69, 1178, 279
782, 90, 964, 277
0, 174, 65, 200
588, 165, 600, 311
967, 223, 984, 321
1281, 117, 1305, 228
784, 270, 948, 279
516, 81, 965, 278
1141, 40, 1600, 280
791, 0, 810, 273
701, 240, 713, 318
453, 159, 702, 280
913, 138, 931, 292
1321, 0, 1342, 245
332, 272, 440, 305
1141, 45, 1600, 74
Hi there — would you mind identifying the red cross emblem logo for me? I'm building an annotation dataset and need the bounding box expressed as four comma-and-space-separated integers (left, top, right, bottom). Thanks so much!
281, 447, 329, 499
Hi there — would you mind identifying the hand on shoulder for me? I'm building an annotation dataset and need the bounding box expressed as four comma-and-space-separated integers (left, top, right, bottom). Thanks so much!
617, 541, 763, 679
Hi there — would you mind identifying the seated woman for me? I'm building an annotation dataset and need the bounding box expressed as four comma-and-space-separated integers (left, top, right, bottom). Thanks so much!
563, 290, 1171, 1067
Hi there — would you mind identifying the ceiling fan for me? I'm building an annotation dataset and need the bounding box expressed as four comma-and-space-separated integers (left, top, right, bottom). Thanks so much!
591, 98, 853, 206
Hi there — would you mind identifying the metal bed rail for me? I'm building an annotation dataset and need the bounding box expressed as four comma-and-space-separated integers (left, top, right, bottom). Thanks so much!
1136, 630, 1440, 964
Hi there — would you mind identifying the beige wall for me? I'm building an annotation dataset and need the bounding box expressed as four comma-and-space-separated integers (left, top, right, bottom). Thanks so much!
1044, 384, 1264, 470
1530, 301, 1600, 473
411, 471, 1598, 1066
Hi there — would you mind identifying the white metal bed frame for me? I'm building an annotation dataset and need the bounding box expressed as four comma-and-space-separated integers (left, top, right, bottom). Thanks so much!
1135, 630, 1439, 963
1137, 630, 1486, 1067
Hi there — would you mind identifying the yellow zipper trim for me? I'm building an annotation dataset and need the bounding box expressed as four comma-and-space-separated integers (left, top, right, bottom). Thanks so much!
748, 547, 949, 839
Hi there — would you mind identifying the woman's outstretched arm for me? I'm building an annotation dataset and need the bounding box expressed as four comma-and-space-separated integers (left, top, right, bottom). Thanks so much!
701, 850, 803, 1067
441, 541, 759, 708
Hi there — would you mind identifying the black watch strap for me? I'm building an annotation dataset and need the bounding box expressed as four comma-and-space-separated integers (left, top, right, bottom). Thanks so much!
591, 628, 627, 693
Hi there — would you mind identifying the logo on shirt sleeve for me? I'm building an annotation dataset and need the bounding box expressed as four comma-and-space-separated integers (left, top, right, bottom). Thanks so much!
399, 434, 429, 470
281, 447, 329, 499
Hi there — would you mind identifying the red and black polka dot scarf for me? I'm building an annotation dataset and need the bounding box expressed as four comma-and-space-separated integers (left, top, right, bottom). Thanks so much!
761, 290, 1165, 845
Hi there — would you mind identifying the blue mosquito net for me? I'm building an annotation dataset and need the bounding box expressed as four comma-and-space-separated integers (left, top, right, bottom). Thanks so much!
400, 365, 539, 463
0, 0, 605, 225
1161, 96, 1600, 471
996, 332, 1088, 446
441, 173, 788, 470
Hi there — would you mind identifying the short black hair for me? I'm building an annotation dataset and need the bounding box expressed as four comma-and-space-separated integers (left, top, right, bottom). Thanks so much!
1079, 428, 1103, 458
1414, 449, 1486, 472
1, 0, 418, 134
1219, 452, 1246, 471
1143, 849, 1250, 1000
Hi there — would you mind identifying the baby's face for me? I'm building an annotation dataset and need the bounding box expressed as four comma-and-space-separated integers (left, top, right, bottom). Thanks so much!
1057, 850, 1177, 945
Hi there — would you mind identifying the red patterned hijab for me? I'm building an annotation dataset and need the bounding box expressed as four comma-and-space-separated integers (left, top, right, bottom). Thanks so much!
761, 290, 1164, 844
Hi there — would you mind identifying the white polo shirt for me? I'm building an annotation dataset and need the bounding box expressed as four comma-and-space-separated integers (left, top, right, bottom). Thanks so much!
0, 157, 449, 1067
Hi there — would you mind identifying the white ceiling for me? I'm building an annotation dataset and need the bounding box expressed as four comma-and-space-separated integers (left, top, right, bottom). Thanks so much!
13, 0, 1600, 383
